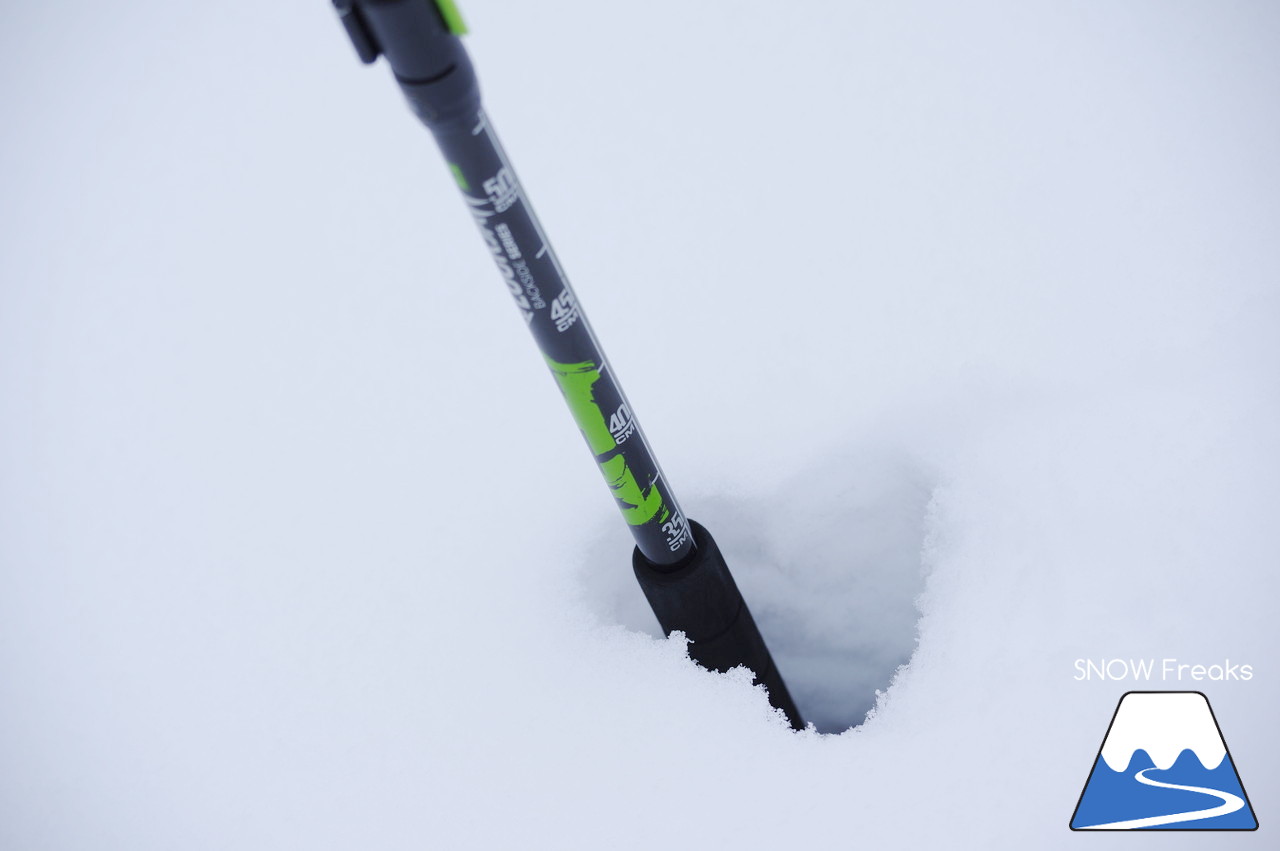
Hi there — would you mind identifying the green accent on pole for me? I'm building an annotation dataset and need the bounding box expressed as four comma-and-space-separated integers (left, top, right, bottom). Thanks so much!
547, 355, 664, 526
449, 163, 470, 191
546, 357, 616, 455
601, 455, 665, 525
433, 0, 469, 36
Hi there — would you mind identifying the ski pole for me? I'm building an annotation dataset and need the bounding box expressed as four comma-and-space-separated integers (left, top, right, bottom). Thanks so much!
332, 0, 803, 729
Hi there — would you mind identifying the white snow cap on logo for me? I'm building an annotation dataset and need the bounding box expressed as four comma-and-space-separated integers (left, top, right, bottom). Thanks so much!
1100, 692, 1227, 772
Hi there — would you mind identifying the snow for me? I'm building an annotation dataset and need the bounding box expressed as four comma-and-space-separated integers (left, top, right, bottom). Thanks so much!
2, 1, 1277, 848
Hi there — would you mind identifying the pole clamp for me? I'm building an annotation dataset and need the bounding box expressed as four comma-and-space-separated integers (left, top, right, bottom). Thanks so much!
331, 0, 480, 128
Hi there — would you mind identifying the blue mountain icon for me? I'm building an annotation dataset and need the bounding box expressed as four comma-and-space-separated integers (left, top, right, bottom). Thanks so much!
1071, 692, 1257, 830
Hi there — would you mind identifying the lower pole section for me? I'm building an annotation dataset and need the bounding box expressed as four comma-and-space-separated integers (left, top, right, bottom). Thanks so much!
333, 3, 806, 731
633, 521, 805, 730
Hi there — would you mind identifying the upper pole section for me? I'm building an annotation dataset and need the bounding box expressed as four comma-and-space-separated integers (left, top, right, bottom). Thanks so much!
334, 0, 480, 128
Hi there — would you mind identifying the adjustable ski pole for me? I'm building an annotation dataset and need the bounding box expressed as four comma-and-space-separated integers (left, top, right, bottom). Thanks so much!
332, 0, 803, 729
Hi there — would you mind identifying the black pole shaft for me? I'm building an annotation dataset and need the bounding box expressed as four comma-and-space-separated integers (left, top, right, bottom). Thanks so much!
431, 111, 694, 566
332, 0, 804, 728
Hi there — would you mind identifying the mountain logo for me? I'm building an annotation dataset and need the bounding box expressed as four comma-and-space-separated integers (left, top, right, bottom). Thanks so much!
1070, 691, 1258, 830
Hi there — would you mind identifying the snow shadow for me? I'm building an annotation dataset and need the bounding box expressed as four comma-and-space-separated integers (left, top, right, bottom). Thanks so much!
578, 446, 934, 733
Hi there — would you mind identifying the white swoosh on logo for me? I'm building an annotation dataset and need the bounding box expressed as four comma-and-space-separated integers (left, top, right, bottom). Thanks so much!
1077, 767, 1245, 830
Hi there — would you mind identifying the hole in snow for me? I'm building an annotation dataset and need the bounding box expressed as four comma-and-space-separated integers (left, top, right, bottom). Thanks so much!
578, 445, 934, 734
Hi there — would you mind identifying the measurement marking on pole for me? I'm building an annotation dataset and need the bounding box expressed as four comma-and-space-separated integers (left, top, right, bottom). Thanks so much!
608, 402, 636, 445
481, 113, 572, 287
536, 245, 548, 259
482, 168, 519, 213
662, 509, 691, 552
550, 288, 581, 332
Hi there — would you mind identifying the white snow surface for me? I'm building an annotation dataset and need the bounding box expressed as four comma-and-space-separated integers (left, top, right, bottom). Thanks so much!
2, 1, 1277, 848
